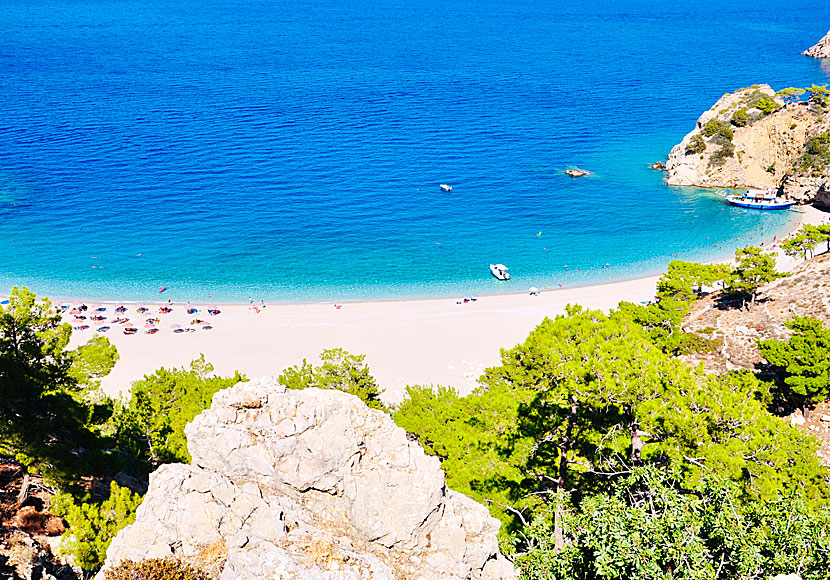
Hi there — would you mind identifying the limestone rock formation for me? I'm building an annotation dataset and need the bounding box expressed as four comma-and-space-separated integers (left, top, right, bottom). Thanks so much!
803, 30, 830, 58
664, 85, 830, 205
98, 378, 516, 580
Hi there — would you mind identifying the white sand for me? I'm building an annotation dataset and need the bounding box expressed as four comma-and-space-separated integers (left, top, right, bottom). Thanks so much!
58, 205, 829, 404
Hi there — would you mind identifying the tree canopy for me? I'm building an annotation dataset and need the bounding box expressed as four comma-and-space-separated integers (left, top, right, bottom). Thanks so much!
0, 287, 118, 487
278, 348, 387, 411
759, 316, 830, 413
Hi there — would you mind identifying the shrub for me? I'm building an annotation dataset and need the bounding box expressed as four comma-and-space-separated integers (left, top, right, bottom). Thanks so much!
676, 332, 723, 355
104, 558, 207, 580
51, 482, 142, 572
753, 94, 779, 115
686, 134, 706, 154
796, 131, 830, 173
709, 142, 735, 166
701, 118, 733, 141
731, 108, 748, 127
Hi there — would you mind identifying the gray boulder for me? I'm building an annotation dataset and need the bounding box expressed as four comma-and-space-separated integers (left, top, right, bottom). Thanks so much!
99, 377, 516, 580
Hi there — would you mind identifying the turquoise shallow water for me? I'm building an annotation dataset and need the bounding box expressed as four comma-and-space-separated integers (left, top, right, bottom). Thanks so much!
0, 0, 827, 303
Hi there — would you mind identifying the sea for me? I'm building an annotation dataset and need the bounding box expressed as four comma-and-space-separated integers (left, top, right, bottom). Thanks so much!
1, 0, 829, 303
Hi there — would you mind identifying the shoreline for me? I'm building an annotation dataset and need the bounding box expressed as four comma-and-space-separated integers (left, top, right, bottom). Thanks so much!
12, 205, 830, 404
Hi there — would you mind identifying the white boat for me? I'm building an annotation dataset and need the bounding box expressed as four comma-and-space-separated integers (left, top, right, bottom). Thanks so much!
725, 188, 794, 210
440, 183, 452, 192
490, 264, 510, 280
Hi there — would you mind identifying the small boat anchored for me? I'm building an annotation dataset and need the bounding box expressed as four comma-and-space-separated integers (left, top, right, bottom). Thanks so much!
725, 188, 794, 210
490, 263, 510, 280
440, 183, 452, 192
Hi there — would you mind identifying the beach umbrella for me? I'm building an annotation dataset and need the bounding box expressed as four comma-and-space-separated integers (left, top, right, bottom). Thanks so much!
170, 324, 181, 330
0, 300, 9, 305
529, 286, 539, 294
144, 322, 156, 329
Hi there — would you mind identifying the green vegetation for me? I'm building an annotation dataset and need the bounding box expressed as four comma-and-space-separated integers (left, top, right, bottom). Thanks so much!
103, 558, 207, 580
278, 347, 387, 411
615, 260, 729, 354
518, 466, 830, 580
5, 241, 830, 580
686, 134, 706, 154
396, 305, 829, 577
710, 141, 735, 166
759, 316, 830, 414
0, 287, 118, 488
796, 131, 830, 173
701, 118, 733, 141
52, 482, 142, 572
112, 356, 244, 467
807, 84, 830, 107
728, 245, 788, 310
780, 224, 830, 260
752, 94, 779, 115
776, 86, 807, 104
730, 108, 748, 127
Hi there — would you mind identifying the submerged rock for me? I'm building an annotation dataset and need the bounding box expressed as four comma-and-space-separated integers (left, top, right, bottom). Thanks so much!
803, 30, 830, 58
99, 378, 515, 580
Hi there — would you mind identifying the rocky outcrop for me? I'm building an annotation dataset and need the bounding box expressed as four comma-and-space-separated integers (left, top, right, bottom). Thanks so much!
804, 30, 830, 58
664, 85, 830, 204
98, 378, 516, 580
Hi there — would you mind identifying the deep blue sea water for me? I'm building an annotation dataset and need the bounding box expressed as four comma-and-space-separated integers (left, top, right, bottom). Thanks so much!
1, 0, 829, 303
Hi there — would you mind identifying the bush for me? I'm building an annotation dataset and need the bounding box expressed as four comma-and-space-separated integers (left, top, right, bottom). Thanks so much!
796, 131, 830, 173
686, 134, 706, 154
104, 558, 207, 580
709, 142, 735, 166
753, 94, 779, 115
701, 118, 733, 141
676, 332, 723, 355
51, 482, 142, 572
731, 108, 748, 127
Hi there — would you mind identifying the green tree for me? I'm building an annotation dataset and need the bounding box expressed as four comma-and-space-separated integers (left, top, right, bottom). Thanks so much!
807, 84, 830, 107
0, 287, 117, 487
728, 246, 788, 310
517, 466, 830, 580
68, 334, 120, 390
781, 232, 817, 260
759, 316, 830, 414
114, 356, 243, 467
686, 134, 706, 154
52, 481, 142, 573
278, 348, 387, 411
776, 87, 806, 104
614, 261, 728, 354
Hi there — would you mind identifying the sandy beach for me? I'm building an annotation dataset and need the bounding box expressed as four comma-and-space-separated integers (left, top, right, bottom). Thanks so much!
53, 205, 828, 404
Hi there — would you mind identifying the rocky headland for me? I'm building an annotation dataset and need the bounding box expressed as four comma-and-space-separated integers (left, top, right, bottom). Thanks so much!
97, 378, 516, 580
804, 30, 830, 58
664, 84, 830, 207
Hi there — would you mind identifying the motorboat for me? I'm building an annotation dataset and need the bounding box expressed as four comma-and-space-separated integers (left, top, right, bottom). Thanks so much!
490, 263, 510, 280
440, 183, 452, 192
725, 188, 794, 210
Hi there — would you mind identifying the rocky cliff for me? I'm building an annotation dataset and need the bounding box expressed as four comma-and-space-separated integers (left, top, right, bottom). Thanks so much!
804, 30, 830, 58
664, 85, 830, 207
98, 378, 516, 580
